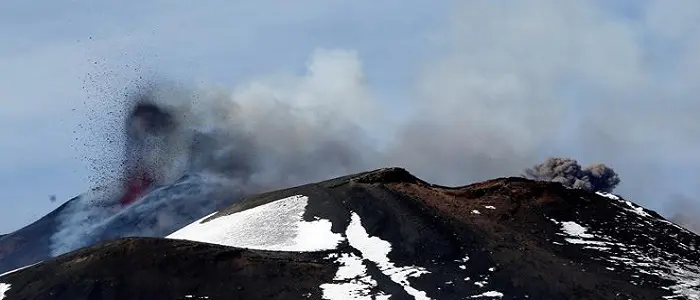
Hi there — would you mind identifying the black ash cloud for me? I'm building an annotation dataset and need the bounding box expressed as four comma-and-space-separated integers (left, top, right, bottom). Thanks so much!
522, 157, 620, 193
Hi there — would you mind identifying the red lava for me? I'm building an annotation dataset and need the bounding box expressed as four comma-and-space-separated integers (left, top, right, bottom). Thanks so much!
119, 173, 154, 206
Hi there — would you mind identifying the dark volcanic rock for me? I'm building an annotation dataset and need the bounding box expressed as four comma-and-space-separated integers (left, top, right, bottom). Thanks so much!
0, 238, 336, 300
2, 167, 699, 299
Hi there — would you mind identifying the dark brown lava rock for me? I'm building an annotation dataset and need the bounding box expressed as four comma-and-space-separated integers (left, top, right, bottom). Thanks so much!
1, 167, 699, 300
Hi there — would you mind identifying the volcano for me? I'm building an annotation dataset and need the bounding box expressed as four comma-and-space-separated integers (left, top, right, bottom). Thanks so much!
1, 167, 699, 300
0, 172, 240, 274
0, 99, 237, 274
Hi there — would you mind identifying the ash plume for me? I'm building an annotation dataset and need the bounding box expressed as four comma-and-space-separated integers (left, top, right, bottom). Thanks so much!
52, 51, 377, 255
55, 0, 700, 252
522, 157, 620, 193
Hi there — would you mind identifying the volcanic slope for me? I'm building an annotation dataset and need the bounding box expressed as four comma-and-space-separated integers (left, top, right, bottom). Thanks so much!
0, 173, 242, 274
1, 167, 699, 300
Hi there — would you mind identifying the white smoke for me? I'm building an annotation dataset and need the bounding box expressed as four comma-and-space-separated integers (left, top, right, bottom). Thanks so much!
49, 186, 123, 256
51, 172, 246, 256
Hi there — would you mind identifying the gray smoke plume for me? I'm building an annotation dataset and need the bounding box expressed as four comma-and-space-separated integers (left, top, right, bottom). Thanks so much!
56, 0, 700, 252
522, 157, 620, 193
52, 63, 378, 255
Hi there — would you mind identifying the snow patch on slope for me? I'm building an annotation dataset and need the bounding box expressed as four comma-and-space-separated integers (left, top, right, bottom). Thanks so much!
346, 212, 432, 300
550, 219, 613, 246
550, 216, 700, 299
559, 221, 593, 238
471, 291, 504, 298
596, 192, 653, 220
595, 192, 620, 200
168, 195, 344, 251
0, 283, 9, 300
321, 253, 388, 300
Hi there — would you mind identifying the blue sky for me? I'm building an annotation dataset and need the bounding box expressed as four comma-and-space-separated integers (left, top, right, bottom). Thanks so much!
2, 0, 700, 233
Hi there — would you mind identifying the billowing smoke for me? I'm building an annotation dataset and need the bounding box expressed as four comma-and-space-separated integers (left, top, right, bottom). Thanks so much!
52, 51, 378, 255
52, 0, 700, 253
522, 157, 620, 193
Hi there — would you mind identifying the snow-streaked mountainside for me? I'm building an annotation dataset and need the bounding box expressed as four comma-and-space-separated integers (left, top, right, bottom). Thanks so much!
1, 167, 699, 300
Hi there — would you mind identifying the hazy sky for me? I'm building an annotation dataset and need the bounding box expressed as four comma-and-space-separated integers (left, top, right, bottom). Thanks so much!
2, 0, 700, 233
